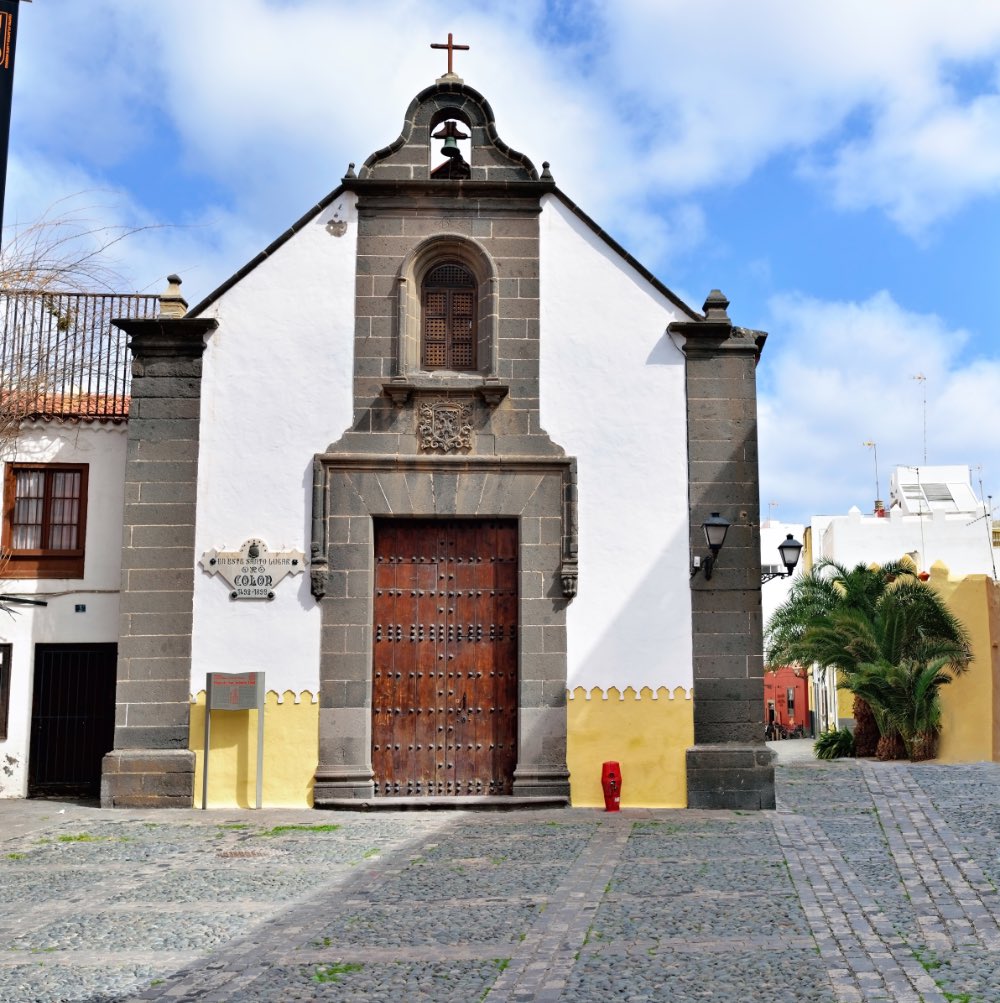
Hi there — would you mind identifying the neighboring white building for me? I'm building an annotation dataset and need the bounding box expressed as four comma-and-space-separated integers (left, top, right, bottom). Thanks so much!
760, 519, 805, 623
811, 465, 997, 579
0, 292, 157, 799
784, 464, 999, 739
0, 420, 128, 798
759, 519, 831, 733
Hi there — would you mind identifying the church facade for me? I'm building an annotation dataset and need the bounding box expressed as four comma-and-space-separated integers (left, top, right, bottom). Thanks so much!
83, 74, 769, 811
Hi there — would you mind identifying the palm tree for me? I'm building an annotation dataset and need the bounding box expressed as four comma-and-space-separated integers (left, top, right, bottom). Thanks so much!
847, 655, 959, 761
807, 583, 970, 759
766, 559, 907, 755
765, 560, 970, 759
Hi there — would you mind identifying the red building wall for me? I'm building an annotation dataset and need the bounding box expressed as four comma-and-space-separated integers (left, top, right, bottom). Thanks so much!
764, 666, 810, 736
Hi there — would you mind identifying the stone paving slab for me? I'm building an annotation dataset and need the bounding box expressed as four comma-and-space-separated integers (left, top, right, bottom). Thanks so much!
1, 759, 1000, 1001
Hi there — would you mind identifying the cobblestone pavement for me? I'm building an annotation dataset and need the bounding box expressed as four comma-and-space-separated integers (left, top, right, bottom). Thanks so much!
2, 757, 1000, 1002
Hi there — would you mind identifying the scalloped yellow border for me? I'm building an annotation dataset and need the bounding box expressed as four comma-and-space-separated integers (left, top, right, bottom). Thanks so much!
187, 685, 696, 809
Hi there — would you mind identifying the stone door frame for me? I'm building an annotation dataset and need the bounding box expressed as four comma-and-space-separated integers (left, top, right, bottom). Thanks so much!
310, 453, 576, 805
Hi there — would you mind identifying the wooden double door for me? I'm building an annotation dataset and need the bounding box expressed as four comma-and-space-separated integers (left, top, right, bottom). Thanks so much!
372, 519, 518, 797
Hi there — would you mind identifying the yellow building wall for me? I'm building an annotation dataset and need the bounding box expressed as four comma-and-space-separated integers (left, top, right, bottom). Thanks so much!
190, 690, 318, 808
927, 567, 1000, 763
836, 682, 854, 721
567, 686, 693, 808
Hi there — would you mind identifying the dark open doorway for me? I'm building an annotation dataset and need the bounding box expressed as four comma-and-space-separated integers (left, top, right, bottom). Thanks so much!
29, 643, 117, 798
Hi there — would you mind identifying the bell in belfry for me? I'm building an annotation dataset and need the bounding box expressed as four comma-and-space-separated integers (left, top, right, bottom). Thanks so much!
432, 120, 469, 158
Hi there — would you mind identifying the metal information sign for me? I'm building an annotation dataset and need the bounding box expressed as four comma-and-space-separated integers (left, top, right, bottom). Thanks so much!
202, 672, 265, 810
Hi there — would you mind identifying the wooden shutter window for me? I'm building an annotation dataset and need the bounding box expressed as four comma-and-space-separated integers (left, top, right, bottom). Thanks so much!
422, 263, 477, 371
2, 463, 88, 579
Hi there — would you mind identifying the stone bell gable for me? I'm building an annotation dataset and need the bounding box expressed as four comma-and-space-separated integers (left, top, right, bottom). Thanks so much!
358, 81, 540, 183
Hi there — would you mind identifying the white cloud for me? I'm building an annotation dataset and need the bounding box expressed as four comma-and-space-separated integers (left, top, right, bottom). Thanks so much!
758, 291, 999, 521
818, 94, 1000, 234
13, 1, 161, 166
15, 0, 1000, 284
609, 1, 1000, 233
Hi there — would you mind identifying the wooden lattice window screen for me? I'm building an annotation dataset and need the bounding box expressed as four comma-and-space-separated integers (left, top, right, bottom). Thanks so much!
422, 263, 476, 370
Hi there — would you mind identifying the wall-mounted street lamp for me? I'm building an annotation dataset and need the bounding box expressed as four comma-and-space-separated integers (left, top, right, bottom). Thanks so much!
761, 534, 803, 583
691, 512, 731, 581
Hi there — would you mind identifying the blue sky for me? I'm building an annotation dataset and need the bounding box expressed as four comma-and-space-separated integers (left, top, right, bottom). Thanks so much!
7, 0, 1000, 524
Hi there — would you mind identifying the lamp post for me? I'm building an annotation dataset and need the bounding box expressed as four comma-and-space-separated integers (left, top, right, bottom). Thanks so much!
761, 533, 803, 583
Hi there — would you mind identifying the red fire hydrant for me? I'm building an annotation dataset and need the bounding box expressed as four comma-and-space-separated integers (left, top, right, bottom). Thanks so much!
601, 761, 621, 812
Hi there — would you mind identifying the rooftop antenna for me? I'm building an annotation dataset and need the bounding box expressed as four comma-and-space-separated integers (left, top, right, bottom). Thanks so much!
767, 500, 778, 526
990, 493, 998, 582
862, 441, 882, 514
913, 373, 927, 464
975, 467, 998, 581
915, 465, 928, 574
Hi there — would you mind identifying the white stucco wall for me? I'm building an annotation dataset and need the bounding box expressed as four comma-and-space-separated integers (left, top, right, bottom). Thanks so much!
191, 190, 698, 697
539, 195, 693, 693
0, 421, 126, 796
191, 193, 357, 697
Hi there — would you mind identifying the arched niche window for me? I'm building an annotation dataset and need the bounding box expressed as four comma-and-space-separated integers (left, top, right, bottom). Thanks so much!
422, 262, 477, 370
387, 235, 504, 404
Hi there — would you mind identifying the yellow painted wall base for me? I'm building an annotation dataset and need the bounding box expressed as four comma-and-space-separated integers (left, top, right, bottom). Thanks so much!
190, 690, 318, 808
189, 684, 697, 809
567, 686, 693, 808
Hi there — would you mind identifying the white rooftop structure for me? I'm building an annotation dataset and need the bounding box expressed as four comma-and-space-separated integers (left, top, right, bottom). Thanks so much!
889, 465, 981, 515
809, 465, 997, 580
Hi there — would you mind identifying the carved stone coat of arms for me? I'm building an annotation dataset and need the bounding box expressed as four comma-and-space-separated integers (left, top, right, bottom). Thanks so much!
418, 399, 473, 453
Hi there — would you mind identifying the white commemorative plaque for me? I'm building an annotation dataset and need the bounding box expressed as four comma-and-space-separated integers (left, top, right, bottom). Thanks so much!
200, 538, 306, 600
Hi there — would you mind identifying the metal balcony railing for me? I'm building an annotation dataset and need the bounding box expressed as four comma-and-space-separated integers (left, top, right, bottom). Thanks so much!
0, 290, 158, 420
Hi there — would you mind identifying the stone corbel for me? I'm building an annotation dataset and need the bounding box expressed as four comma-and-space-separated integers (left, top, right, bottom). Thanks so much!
560, 559, 579, 599
310, 544, 327, 599
478, 379, 508, 408
384, 378, 413, 408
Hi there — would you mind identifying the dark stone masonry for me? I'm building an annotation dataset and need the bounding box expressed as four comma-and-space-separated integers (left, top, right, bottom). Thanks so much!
101, 310, 216, 808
